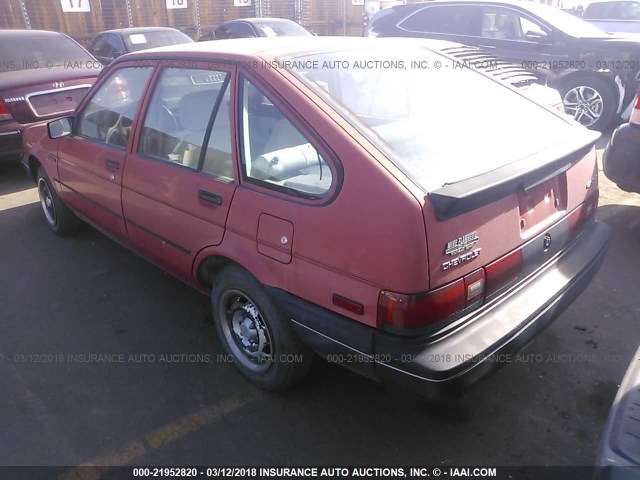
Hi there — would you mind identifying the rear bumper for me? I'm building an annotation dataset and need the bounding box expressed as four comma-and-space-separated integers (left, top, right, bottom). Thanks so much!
603, 123, 640, 193
278, 220, 610, 402
375, 220, 610, 401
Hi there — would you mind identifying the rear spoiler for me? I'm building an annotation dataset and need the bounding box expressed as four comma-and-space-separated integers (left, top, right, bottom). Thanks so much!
428, 129, 601, 221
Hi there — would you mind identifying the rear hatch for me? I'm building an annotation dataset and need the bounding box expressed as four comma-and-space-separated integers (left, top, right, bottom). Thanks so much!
0, 67, 98, 124
280, 40, 600, 319
424, 130, 599, 291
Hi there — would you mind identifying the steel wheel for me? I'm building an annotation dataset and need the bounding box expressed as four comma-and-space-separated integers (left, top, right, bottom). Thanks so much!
35, 167, 82, 236
38, 177, 57, 227
563, 86, 604, 127
218, 289, 274, 373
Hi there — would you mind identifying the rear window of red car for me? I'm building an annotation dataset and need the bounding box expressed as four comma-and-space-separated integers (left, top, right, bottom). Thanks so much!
283, 45, 577, 192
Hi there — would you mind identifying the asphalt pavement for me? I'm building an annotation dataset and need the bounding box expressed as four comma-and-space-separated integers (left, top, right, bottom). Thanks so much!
0, 132, 638, 470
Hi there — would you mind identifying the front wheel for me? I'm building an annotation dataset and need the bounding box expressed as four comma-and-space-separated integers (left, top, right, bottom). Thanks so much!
560, 77, 617, 131
211, 266, 313, 391
36, 167, 82, 236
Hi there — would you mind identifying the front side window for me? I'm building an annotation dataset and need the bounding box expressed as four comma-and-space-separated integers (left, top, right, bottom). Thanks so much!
400, 6, 477, 35
77, 66, 153, 148
481, 7, 549, 41
239, 77, 332, 197
138, 67, 233, 179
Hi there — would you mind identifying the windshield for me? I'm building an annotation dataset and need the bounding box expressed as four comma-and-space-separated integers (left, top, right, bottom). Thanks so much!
254, 21, 312, 37
0, 34, 95, 73
125, 30, 193, 52
525, 3, 610, 37
283, 46, 573, 192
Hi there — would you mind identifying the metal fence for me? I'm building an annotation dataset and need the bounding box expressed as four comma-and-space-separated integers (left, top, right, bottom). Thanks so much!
0, 0, 366, 45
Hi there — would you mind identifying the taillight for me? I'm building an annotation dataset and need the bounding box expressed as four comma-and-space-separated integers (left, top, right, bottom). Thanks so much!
377, 268, 485, 330
569, 192, 599, 236
629, 92, 640, 126
485, 249, 523, 297
0, 99, 12, 121
378, 188, 599, 333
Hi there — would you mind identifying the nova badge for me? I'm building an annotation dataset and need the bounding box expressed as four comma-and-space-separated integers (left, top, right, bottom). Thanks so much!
445, 231, 479, 256
442, 248, 482, 270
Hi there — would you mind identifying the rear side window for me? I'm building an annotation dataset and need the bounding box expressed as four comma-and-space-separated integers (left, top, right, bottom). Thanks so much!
613, 1, 640, 18
400, 6, 477, 35
138, 67, 234, 180
238, 77, 332, 198
77, 67, 153, 148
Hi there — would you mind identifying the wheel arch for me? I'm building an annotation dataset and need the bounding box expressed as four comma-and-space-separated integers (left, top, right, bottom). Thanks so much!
193, 248, 279, 293
26, 155, 42, 180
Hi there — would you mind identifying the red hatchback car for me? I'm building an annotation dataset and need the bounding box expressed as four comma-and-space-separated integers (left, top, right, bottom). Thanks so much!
22, 37, 610, 400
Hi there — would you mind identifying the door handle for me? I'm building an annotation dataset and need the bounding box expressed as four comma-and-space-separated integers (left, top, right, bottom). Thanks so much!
198, 190, 223, 205
106, 159, 120, 170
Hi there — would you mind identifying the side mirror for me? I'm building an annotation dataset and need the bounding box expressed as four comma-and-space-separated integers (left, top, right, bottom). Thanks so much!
525, 30, 548, 42
48, 117, 73, 139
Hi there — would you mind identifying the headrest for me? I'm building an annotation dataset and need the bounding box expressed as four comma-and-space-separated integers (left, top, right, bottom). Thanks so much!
179, 89, 219, 131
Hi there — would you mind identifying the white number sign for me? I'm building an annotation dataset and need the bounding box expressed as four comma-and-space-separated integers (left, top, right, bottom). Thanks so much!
166, 0, 187, 9
61, 0, 90, 12
234, 0, 252, 6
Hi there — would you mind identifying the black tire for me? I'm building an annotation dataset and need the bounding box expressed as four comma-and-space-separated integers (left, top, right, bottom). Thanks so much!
560, 76, 617, 131
36, 167, 82, 236
211, 266, 313, 391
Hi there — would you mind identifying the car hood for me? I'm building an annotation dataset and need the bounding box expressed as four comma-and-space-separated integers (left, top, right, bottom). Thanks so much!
0, 66, 101, 91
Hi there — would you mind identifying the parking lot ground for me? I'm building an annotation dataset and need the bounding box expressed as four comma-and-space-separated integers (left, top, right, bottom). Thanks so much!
0, 131, 639, 469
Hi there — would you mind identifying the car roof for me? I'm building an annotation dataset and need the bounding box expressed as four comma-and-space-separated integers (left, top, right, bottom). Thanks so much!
586, 0, 639, 3
224, 17, 303, 24
123, 36, 452, 62
99, 27, 184, 36
0, 29, 67, 38
389, 0, 542, 10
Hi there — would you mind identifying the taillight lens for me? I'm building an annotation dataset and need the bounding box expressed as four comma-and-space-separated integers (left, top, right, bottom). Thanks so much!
485, 249, 523, 297
378, 191, 599, 333
0, 99, 12, 121
569, 192, 599, 236
377, 268, 485, 330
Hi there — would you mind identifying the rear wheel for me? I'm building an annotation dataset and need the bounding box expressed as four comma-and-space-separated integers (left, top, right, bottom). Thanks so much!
36, 167, 82, 236
211, 266, 313, 391
560, 76, 616, 131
